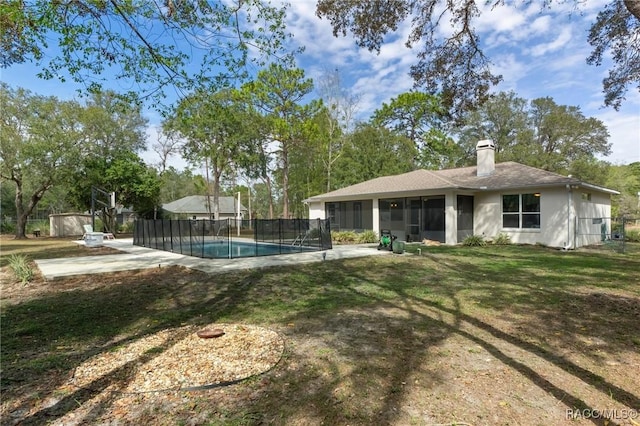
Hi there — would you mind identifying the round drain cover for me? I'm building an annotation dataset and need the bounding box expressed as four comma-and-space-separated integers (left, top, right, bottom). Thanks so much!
196, 328, 225, 338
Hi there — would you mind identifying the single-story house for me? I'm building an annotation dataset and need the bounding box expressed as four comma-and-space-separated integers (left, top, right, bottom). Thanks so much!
162, 195, 248, 221
305, 140, 619, 249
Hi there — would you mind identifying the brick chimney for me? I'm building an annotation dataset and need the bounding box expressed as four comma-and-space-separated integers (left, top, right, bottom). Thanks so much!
476, 140, 495, 177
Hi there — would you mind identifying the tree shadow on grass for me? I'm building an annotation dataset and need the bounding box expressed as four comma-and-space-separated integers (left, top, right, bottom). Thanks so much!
2, 246, 638, 425
371, 255, 639, 413
1, 266, 267, 425
243, 255, 639, 425
419, 249, 640, 362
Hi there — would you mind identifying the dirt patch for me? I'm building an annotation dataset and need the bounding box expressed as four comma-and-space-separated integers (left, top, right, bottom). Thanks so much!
70, 323, 284, 393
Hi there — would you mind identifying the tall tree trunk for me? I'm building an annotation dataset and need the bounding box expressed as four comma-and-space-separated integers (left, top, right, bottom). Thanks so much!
213, 167, 222, 221
624, 0, 640, 20
264, 175, 275, 219
282, 144, 289, 219
14, 179, 27, 239
13, 177, 49, 239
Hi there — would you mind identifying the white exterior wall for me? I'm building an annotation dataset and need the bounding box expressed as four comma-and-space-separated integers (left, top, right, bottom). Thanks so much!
574, 191, 612, 247
49, 213, 93, 237
308, 201, 325, 220
473, 192, 502, 239
372, 198, 380, 235
444, 191, 457, 245
474, 187, 575, 248
307, 185, 612, 248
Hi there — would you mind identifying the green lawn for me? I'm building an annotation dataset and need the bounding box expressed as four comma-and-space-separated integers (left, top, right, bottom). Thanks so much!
1, 238, 639, 425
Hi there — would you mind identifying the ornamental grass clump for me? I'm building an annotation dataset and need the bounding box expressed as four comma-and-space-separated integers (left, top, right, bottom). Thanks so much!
356, 230, 378, 244
8, 254, 34, 284
493, 233, 512, 245
462, 234, 487, 247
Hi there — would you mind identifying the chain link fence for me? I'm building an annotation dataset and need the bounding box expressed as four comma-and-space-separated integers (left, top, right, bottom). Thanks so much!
575, 216, 639, 253
133, 218, 332, 259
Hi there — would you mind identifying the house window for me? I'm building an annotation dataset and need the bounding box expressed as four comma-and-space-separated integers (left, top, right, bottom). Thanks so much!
581, 193, 592, 201
502, 193, 540, 229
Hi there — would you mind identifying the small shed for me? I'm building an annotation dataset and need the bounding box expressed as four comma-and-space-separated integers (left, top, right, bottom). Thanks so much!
49, 213, 92, 237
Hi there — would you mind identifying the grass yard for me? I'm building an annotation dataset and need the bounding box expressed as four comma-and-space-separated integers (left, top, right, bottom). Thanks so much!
1, 237, 639, 425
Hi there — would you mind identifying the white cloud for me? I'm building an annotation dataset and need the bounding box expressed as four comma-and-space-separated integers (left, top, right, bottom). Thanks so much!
529, 15, 552, 34
528, 27, 573, 57
491, 53, 527, 89
596, 111, 640, 164
475, 3, 527, 34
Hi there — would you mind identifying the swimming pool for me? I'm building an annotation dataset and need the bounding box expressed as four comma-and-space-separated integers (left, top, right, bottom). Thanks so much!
177, 240, 317, 258
133, 218, 332, 259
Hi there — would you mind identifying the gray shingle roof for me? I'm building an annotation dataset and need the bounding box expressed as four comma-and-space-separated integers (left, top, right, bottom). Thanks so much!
306, 162, 618, 201
162, 195, 247, 214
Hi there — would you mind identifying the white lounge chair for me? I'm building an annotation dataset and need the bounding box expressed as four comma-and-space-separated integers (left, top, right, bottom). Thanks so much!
82, 224, 115, 240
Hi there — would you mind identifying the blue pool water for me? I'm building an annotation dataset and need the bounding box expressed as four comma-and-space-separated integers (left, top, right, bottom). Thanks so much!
177, 240, 315, 258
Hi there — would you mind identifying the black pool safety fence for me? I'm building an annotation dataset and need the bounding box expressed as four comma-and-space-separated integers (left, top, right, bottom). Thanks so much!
133, 218, 332, 259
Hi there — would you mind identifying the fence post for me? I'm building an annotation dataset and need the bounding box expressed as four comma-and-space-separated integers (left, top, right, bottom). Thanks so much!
622, 216, 626, 254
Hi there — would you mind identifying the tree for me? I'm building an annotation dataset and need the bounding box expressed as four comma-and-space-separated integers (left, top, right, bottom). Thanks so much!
456, 91, 530, 165
333, 123, 417, 187
244, 63, 322, 218
0, 83, 83, 238
1, 1, 292, 107
524, 97, 611, 174
287, 111, 327, 217
63, 89, 151, 227
606, 162, 640, 217
152, 130, 183, 175
103, 152, 161, 219
315, 68, 360, 191
163, 88, 254, 219
456, 92, 612, 176
371, 91, 458, 169
66, 151, 162, 228
587, 0, 640, 110
159, 167, 208, 204
78, 91, 148, 158
316, 0, 640, 116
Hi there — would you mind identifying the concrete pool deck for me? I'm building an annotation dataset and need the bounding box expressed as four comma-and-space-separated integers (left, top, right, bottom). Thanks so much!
35, 238, 392, 280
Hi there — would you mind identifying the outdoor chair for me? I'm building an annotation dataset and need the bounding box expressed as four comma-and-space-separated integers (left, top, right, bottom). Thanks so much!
82, 224, 115, 240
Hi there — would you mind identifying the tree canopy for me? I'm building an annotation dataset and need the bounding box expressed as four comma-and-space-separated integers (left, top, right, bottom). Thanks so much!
1, 0, 292, 106
0, 83, 84, 238
243, 63, 322, 218
316, 0, 640, 117
333, 123, 417, 187
456, 91, 612, 178
0, 83, 159, 237
372, 91, 458, 169
163, 88, 258, 219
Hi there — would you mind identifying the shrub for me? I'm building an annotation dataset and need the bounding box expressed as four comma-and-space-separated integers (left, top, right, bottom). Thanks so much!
119, 221, 135, 233
0, 221, 16, 234
332, 231, 358, 243
27, 220, 49, 236
356, 230, 378, 244
493, 233, 511, 245
462, 234, 487, 247
626, 229, 640, 242
8, 254, 34, 284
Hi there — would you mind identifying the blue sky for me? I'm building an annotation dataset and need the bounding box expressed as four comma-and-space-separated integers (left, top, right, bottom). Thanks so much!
2, 0, 639, 168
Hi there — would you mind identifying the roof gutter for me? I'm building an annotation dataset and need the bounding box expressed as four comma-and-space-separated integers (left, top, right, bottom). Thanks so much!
304, 186, 462, 203
578, 182, 620, 195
